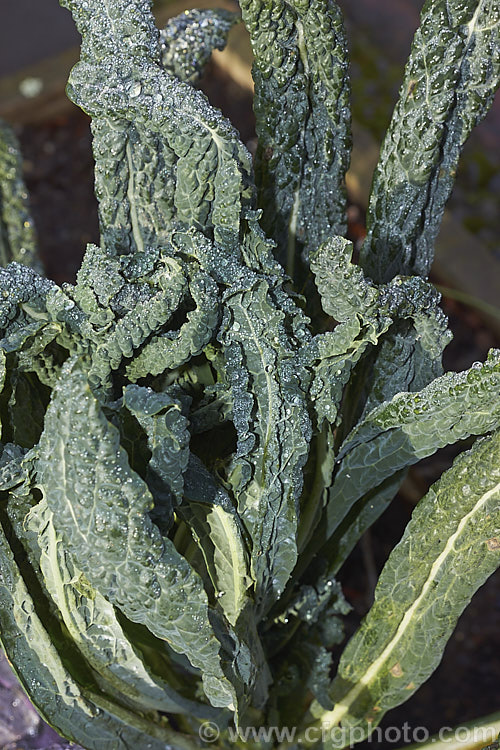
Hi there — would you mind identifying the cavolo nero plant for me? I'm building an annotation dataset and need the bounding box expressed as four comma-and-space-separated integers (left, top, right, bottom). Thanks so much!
0, 0, 499, 748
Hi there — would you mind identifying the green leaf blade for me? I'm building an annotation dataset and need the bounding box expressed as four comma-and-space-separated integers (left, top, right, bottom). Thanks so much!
240, 0, 351, 276
36, 362, 238, 712
125, 267, 220, 381
64, 0, 255, 255
0, 120, 41, 272
123, 384, 190, 525
361, 0, 500, 282
325, 350, 500, 540
0, 515, 198, 750
221, 277, 311, 615
181, 481, 252, 629
29, 497, 220, 719
160, 9, 239, 83
316, 429, 500, 743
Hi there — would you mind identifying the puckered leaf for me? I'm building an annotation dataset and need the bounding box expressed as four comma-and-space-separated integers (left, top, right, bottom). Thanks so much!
62, 0, 255, 254
358, 309, 451, 423
36, 361, 239, 712
324, 349, 500, 540
220, 273, 311, 615
240, 0, 351, 277
294, 239, 451, 579
91, 116, 178, 255
0, 264, 54, 332
361, 0, 500, 282
0, 268, 72, 389
0, 442, 29, 491
295, 350, 500, 587
307, 237, 388, 429
125, 266, 220, 381
160, 9, 238, 83
29, 497, 222, 720
315, 429, 500, 745
44, 242, 209, 392
70, 245, 190, 388
123, 384, 190, 531
0, 513, 201, 750
307, 236, 451, 430
310, 237, 379, 325
0, 120, 41, 272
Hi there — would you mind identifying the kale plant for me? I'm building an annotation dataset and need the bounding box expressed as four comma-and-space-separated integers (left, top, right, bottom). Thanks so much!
0, 0, 499, 748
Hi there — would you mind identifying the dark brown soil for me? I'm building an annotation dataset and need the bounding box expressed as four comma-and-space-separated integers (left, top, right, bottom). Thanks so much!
17, 110, 98, 284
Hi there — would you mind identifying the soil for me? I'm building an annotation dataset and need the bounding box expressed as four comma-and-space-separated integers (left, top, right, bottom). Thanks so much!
2, 62, 499, 748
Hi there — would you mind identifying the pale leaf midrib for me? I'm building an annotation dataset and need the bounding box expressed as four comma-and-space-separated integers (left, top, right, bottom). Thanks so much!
210, 506, 245, 623
321, 478, 500, 728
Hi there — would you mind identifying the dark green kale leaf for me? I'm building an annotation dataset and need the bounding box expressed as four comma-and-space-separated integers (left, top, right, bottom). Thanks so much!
240, 0, 351, 278
160, 8, 239, 83
361, 0, 500, 282
36, 361, 239, 712
0, 120, 41, 272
